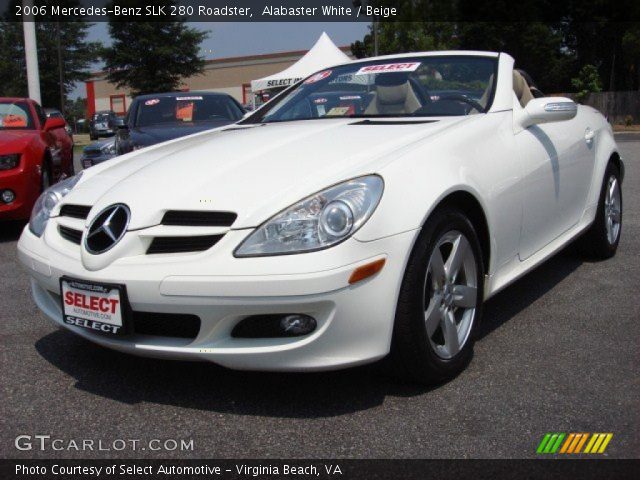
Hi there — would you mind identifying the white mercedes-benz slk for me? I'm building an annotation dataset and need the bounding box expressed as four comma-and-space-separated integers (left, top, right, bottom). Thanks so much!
18, 51, 623, 383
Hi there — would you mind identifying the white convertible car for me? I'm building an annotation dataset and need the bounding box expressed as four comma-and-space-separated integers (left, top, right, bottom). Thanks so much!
18, 51, 623, 383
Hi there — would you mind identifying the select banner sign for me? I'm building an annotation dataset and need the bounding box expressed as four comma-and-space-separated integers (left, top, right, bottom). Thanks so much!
266, 77, 303, 88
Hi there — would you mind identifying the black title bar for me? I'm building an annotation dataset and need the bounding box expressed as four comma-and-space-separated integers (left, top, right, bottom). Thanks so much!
2, 0, 640, 22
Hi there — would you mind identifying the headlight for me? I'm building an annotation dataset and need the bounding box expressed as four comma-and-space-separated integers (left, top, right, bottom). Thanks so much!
0, 154, 20, 170
29, 172, 83, 237
101, 142, 116, 155
235, 175, 383, 257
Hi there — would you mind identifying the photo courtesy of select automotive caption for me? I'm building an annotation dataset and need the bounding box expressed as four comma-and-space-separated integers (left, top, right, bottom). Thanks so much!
16, 51, 623, 384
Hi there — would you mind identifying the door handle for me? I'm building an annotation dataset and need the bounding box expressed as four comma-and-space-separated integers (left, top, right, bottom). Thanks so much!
584, 128, 595, 144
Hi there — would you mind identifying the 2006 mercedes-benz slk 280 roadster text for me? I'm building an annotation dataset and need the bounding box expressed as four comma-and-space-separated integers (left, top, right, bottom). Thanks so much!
17, 52, 623, 383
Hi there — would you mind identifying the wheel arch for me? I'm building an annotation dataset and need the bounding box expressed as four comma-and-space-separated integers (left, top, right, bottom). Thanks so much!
425, 190, 491, 274
609, 151, 624, 183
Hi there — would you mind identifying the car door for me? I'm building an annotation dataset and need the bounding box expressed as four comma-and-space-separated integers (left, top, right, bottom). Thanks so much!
515, 103, 595, 260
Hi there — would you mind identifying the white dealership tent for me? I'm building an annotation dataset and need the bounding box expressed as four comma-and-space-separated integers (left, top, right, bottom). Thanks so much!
250, 32, 351, 93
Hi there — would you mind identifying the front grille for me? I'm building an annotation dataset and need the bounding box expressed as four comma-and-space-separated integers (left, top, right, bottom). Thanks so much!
146, 235, 223, 254
132, 311, 200, 339
83, 150, 101, 158
59, 204, 91, 219
161, 210, 237, 227
58, 225, 83, 244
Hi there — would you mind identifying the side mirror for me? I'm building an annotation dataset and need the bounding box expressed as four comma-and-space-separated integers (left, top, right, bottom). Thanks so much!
115, 117, 126, 128
520, 97, 577, 128
43, 117, 66, 131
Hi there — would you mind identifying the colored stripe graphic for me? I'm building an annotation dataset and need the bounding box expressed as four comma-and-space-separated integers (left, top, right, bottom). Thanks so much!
598, 433, 613, 453
559, 433, 575, 453
574, 433, 589, 453
584, 433, 614, 453
584, 434, 599, 453
537, 433, 552, 454
537, 433, 613, 454
537, 433, 565, 454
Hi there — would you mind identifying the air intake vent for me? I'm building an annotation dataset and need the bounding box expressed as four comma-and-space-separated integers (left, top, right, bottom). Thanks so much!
58, 225, 83, 244
161, 210, 237, 227
349, 119, 438, 125
146, 235, 223, 254
132, 311, 201, 339
59, 204, 92, 219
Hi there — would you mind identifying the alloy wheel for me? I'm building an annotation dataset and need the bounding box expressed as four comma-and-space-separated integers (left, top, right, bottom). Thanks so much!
423, 230, 478, 359
604, 175, 621, 245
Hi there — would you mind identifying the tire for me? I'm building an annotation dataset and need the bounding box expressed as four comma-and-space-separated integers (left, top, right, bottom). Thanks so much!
67, 158, 75, 176
577, 162, 622, 259
41, 159, 52, 192
388, 207, 485, 384
90, 133, 97, 141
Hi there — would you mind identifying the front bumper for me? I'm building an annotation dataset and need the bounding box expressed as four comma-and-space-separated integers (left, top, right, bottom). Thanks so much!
81, 154, 115, 169
18, 226, 417, 371
95, 129, 114, 136
0, 161, 38, 220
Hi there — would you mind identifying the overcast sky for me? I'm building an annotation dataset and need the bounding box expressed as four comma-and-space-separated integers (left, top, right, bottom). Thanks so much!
72, 22, 369, 98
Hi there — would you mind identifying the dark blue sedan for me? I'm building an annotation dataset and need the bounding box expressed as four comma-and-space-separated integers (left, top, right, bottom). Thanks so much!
115, 92, 245, 155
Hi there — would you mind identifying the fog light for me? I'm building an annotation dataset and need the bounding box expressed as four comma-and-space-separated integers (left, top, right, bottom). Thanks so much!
231, 314, 318, 338
280, 314, 317, 336
1, 189, 15, 204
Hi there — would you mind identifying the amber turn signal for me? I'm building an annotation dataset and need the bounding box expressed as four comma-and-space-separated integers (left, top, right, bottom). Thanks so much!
348, 258, 386, 285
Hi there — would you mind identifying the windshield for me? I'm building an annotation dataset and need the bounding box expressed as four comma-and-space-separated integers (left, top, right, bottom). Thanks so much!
0, 101, 35, 130
248, 56, 498, 123
134, 95, 243, 127
93, 113, 111, 123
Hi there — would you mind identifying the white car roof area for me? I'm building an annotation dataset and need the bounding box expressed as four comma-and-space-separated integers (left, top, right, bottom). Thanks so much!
348, 50, 500, 65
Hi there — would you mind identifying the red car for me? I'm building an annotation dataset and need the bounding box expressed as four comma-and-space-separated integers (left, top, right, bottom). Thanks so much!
0, 97, 74, 220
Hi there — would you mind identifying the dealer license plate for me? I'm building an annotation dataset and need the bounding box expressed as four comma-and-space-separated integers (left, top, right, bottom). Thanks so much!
60, 277, 128, 335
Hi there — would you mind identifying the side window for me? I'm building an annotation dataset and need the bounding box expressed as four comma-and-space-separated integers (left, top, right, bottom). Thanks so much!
33, 103, 47, 128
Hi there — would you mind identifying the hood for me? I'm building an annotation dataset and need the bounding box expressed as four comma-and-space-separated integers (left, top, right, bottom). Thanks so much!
0, 129, 37, 154
65, 117, 471, 230
130, 121, 232, 147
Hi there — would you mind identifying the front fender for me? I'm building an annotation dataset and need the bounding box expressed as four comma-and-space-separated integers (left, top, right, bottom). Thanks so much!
589, 119, 621, 208
354, 110, 522, 277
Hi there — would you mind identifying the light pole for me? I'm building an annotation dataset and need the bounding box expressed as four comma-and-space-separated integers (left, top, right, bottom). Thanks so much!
22, 0, 41, 104
56, 21, 65, 114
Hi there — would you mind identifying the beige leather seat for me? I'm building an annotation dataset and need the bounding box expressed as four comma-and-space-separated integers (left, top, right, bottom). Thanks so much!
513, 70, 534, 108
365, 77, 422, 115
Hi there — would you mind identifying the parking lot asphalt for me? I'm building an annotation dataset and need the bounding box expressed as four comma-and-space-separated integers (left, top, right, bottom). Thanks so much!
1, 134, 638, 459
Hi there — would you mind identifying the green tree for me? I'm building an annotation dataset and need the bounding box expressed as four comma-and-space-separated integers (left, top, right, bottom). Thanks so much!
102, 0, 208, 96
0, 0, 101, 111
352, 1, 458, 58
621, 24, 640, 90
571, 64, 603, 101
350, 0, 640, 92
456, 22, 570, 92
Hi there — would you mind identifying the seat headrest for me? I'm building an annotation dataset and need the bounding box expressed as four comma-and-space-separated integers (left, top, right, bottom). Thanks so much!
377, 83, 410, 105
375, 72, 410, 87
513, 70, 527, 99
